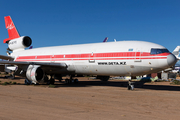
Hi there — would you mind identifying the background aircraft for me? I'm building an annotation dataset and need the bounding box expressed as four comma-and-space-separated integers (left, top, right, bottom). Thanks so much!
172, 46, 180, 60
103, 37, 108, 42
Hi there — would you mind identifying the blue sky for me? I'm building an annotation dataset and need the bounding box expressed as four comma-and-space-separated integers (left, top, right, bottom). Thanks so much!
0, 0, 180, 55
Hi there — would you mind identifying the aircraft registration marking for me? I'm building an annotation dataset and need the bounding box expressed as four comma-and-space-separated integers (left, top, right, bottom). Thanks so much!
98, 62, 126, 65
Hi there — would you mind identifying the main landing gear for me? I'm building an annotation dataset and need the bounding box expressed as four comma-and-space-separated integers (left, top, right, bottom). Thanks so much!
65, 75, 78, 84
47, 75, 78, 84
44, 75, 55, 85
24, 74, 79, 85
47, 75, 55, 85
96, 76, 110, 81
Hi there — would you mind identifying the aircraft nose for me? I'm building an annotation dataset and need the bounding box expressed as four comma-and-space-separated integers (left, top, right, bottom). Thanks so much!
167, 54, 177, 67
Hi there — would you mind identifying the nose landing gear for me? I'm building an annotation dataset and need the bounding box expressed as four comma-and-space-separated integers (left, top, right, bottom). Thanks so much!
127, 80, 134, 90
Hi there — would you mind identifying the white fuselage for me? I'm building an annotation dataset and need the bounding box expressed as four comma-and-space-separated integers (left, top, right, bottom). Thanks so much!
10, 41, 176, 76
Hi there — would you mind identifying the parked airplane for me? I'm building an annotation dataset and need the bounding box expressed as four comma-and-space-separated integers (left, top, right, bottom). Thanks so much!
163, 46, 180, 73
172, 46, 180, 60
0, 16, 177, 85
103, 37, 108, 42
172, 64, 180, 73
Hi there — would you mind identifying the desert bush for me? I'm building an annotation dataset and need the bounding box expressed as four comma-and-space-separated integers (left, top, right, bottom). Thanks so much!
171, 80, 180, 85
2, 82, 9, 85
49, 84, 56, 88
12, 82, 16, 85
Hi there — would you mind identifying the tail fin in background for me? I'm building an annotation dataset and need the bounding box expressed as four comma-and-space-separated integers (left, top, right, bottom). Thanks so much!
29, 46, 33, 49
3, 16, 20, 43
103, 37, 108, 42
172, 46, 180, 60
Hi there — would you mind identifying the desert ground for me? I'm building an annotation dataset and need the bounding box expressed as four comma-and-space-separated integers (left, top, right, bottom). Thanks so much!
0, 76, 180, 120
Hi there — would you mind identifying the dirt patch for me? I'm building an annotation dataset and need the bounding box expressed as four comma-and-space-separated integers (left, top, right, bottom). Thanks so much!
0, 77, 180, 120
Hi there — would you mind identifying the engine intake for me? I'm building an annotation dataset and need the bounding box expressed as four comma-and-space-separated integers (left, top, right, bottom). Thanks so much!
26, 65, 44, 83
8, 36, 32, 51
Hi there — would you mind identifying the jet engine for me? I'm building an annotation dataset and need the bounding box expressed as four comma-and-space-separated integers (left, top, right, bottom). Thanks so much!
26, 65, 44, 83
8, 36, 32, 51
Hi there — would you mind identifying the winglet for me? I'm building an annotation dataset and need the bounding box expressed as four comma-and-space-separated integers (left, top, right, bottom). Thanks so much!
3, 16, 20, 43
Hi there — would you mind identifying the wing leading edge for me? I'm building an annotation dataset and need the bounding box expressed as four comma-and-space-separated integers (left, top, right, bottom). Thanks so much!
0, 61, 67, 68
0, 55, 14, 60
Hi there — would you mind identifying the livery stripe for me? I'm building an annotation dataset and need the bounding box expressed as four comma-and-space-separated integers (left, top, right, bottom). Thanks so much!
15, 52, 170, 62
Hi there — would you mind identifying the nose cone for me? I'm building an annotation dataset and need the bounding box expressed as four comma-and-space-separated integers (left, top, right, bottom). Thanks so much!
167, 54, 177, 67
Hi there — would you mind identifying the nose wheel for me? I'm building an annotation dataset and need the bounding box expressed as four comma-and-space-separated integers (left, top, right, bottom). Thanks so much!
127, 80, 134, 90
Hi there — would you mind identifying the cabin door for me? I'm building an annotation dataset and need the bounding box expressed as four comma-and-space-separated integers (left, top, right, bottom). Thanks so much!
135, 48, 142, 62
89, 52, 95, 63
51, 54, 55, 63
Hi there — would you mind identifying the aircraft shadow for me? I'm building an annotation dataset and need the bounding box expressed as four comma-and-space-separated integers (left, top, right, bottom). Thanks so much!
1, 77, 180, 91
139, 84, 180, 91
54, 80, 180, 91
0, 76, 23, 79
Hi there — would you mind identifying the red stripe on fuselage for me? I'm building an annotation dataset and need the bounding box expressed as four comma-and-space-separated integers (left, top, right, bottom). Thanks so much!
15, 52, 170, 62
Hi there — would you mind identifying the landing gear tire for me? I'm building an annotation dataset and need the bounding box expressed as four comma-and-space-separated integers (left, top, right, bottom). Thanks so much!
65, 79, 69, 84
127, 80, 134, 90
127, 85, 134, 90
25, 79, 32, 85
65, 79, 72, 84
46, 75, 55, 85
74, 79, 78, 83
10, 74, 15, 80
98, 76, 110, 81
47, 78, 55, 85
65, 78, 78, 84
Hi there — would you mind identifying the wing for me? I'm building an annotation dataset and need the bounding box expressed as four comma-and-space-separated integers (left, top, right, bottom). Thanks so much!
0, 60, 68, 75
0, 55, 68, 75
0, 61, 67, 68
0, 55, 14, 60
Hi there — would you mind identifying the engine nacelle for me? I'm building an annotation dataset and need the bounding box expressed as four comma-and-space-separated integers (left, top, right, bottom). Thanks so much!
26, 65, 44, 83
8, 36, 32, 52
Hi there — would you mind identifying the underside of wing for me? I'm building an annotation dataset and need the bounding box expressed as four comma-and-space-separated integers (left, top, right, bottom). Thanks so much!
0, 55, 14, 60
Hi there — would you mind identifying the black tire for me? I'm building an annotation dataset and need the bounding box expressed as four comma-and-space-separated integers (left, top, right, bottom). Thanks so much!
49, 79, 55, 85
74, 79, 78, 83
25, 79, 32, 85
100, 76, 110, 81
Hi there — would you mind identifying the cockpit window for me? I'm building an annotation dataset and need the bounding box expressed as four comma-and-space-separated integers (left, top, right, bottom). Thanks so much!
150, 48, 170, 54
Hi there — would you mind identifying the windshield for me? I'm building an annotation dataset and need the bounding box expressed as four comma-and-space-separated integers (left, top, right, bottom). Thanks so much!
150, 48, 170, 55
